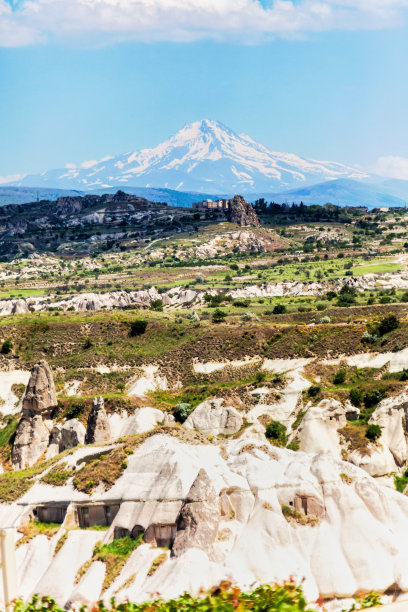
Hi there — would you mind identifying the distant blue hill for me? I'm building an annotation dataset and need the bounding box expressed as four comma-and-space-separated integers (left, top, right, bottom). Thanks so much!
0, 185, 222, 208
246, 178, 405, 208
88, 186, 223, 208
0, 186, 82, 206
0, 179, 404, 210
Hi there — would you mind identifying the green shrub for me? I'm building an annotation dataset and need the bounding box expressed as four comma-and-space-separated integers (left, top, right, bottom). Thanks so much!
336, 284, 357, 307
349, 388, 364, 407
212, 308, 227, 323
204, 293, 224, 307
130, 320, 148, 336
377, 313, 399, 336
365, 424, 382, 441
66, 401, 85, 420
174, 402, 192, 423
273, 304, 286, 314
333, 369, 346, 385
255, 371, 267, 383
320, 316, 331, 324
150, 299, 163, 312
362, 331, 377, 344
395, 469, 408, 493
13, 581, 310, 612
363, 389, 384, 409
0, 339, 13, 354
308, 385, 321, 397
265, 421, 288, 446
233, 298, 250, 308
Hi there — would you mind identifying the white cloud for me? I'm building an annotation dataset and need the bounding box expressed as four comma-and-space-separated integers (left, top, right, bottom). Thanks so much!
1, 0, 408, 47
374, 155, 408, 180
0, 173, 26, 184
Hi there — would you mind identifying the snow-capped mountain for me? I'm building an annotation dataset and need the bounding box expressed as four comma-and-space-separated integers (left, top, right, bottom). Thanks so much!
10, 119, 368, 193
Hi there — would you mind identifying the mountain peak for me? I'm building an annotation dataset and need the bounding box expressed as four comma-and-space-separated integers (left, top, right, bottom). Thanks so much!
9, 120, 368, 194
174, 118, 239, 145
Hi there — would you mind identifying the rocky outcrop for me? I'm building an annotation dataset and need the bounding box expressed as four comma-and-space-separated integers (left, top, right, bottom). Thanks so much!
172, 469, 220, 557
12, 360, 57, 470
60, 419, 86, 451
184, 398, 243, 436
21, 360, 57, 417
46, 424, 62, 459
11, 415, 51, 470
85, 397, 111, 444
226, 195, 259, 227
299, 399, 347, 458
349, 393, 408, 477
3, 271, 408, 317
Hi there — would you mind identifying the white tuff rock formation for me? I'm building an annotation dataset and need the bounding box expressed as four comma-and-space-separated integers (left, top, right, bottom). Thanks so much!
6, 434, 408, 610
12, 360, 57, 470
184, 398, 243, 436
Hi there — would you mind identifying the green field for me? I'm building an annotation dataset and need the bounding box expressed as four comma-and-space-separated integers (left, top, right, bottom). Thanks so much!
353, 262, 401, 276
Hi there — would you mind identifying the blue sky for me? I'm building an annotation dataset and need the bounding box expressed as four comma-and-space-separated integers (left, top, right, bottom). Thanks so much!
1, 0, 408, 181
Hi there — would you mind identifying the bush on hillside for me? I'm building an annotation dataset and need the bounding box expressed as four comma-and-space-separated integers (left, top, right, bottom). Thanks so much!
365, 424, 382, 442
320, 316, 331, 324
65, 401, 86, 420
349, 388, 364, 407
265, 420, 288, 446
333, 369, 346, 385
273, 304, 286, 314
363, 389, 384, 409
377, 313, 399, 336
336, 283, 357, 307
130, 319, 148, 336
173, 402, 192, 423
0, 339, 13, 354
212, 308, 227, 323
150, 299, 163, 312
308, 385, 321, 397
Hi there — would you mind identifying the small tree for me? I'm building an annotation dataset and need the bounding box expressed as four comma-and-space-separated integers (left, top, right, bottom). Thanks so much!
174, 402, 192, 423
349, 388, 364, 407
150, 299, 163, 312
377, 313, 399, 336
336, 283, 357, 306
365, 424, 382, 442
130, 320, 148, 337
308, 385, 321, 397
364, 389, 384, 408
265, 421, 288, 446
255, 371, 267, 383
212, 308, 227, 323
333, 369, 346, 385
0, 339, 13, 355
273, 304, 286, 315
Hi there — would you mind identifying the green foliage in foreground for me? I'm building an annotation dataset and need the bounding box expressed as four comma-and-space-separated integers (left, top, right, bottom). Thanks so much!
395, 469, 408, 493
93, 536, 141, 559
14, 582, 311, 611
12, 583, 384, 612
